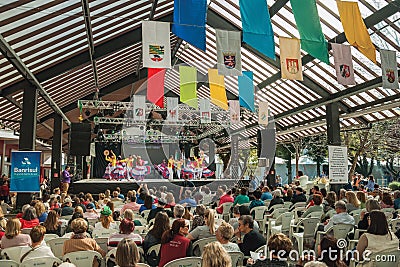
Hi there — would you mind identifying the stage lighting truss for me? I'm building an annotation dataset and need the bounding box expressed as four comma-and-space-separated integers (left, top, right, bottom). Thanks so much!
100, 132, 197, 143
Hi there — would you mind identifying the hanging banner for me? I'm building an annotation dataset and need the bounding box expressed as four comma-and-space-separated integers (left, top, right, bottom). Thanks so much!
10, 151, 41, 192
216, 29, 242, 76
229, 100, 240, 124
208, 69, 228, 110
167, 97, 179, 122
238, 71, 255, 112
142, 21, 171, 68
380, 49, 399, 89
336, 1, 376, 63
290, 0, 329, 64
172, 0, 207, 51
279, 37, 303, 81
199, 99, 211, 123
133, 95, 146, 121
147, 68, 165, 108
179, 66, 198, 109
328, 146, 348, 184
258, 101, 269, 125
239, 0, 275, 59
331, 44, 355, 85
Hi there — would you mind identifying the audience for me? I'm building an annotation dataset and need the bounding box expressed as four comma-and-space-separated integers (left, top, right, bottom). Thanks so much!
235, 215, 266, 256
216, 221, 240, 252
147, 198, 173, 222
121, 195, 141, 213
1, 218, 31, 248
249, 190, 265, 210
20, 225, 55, 262
158, 219, 192, 266
268, 189, 284, 211
216, 189, 234, 214
43, 209, 62, 236
115, 238, 140, 267
34, 202, 48, 223
261, 186, 273, 201
202, 241, 231, 267
233, 188, 250, 206
143, 212, 170, 266
356, 210, 399, 261
302, 194, 323, 218
108, 218, 143, 249
323, 201, 355, 231
61, 198, 74, 216
345, 191, 360, 213
187, 209, 216, 241
358, 199, 380, 230
95, 206, 117, 230
19, 206, 40, 229
191, 204, 206, 230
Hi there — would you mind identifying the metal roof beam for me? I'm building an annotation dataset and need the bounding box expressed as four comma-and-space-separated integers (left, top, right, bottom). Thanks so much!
81, 0, 99, 90
257, 0, 400, 89
1, 12, 174, 97
0, 34, 71, 126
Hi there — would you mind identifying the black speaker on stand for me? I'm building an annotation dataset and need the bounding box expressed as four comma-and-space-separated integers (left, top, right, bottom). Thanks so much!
69, 123, 91, 156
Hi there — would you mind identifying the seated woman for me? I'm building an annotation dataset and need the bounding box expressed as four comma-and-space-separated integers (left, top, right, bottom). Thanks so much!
1, 218, 31, 249
249, 190, 265, 211
356, 210, 399, 263
115, 238, 141, 267
380, 192, 394, 209
187, 209, 216, 241
317, 236, 347, 267
302, 194, 323, 218
158, 219, 192, 267
139, 195, 156, 213
247, 233, 292, 266
43, 210, 62, 236
63, 218, 106, 266
108, 218, 143, 249
143, 212, 170, 266
345, 191, 361, 213
202, 241, 231, 267
216, 221, 240, 252
35, 202, 48, 223
94, 206, 118, 230
358, 199, 381, 230
191, 205, 206, 231
233, 188, 250, 207
268, 190, 284, 212
19, 206, 40, 229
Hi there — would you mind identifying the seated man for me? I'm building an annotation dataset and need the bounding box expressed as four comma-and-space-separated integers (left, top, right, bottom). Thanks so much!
234, 215, 266, 256
147, 198, 173, 223
323, 200, 355, 232
20, 225, 55, 262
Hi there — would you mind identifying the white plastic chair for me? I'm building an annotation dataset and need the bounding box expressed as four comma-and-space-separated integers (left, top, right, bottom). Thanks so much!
250, 206, 268, 232
95, 237, 109, 253
263, 208, 287, 235
145, 244, 161, 267
0, 260, 19, 267
63, 250, 104, 267
92, 228, 117, 238
163, 256, 202, 267
105, 248, 117, 267
47, 237, 70, 259
269, 212, 293, 241
221, 202, 233, 222
137, 263, 151, 267
20, 256, 63, 267
141, 209, 151, 219
0, 246, 27, 262
21, 228, 32, 234
229, 251, 244, 267
389, 217, 400, 232
44, 233, 59, 242
87, 218, 99, 227
192, 236, 217, 256
283, 202, 292, 209
267, 203, 284, 213
315, 223, 354, 252
290, 217, 320, 255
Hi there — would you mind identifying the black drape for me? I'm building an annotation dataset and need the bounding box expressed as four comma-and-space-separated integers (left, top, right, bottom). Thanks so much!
93, 142, 121, 178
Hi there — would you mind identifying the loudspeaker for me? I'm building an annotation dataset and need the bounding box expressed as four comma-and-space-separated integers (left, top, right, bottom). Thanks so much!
208, 141, 216, 171
257, 128, 276, 158
69, 123, 91, 156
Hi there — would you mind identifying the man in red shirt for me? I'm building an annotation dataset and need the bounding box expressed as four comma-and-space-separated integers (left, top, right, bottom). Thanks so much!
216, 190, 234, 214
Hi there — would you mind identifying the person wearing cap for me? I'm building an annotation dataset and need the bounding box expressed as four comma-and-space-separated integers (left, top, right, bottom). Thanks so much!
83, 203, 99, 219
94, 206, 117, 230
267, 190, 284, 212
289, 187, 307, 210
147, 198, 173, 223
61, 197, 74, 216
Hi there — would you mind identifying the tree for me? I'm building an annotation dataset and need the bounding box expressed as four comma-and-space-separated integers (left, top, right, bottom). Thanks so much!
303, 134, 328, 177
276, 143, 294, 184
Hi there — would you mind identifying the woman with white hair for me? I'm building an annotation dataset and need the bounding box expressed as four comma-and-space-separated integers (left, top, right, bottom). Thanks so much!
268, 189, 284, 212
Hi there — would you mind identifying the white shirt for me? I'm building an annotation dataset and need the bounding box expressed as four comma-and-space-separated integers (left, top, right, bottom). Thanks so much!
20, 244, 55, 262
324, 212, 355, 231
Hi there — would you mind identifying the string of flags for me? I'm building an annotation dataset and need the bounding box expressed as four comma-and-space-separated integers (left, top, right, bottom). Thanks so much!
142, 0, 398, 125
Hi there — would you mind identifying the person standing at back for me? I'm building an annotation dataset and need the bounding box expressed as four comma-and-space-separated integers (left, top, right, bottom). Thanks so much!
61, 166, 72, 194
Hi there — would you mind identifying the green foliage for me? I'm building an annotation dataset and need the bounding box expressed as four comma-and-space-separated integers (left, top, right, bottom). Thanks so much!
388, 181, 400, 191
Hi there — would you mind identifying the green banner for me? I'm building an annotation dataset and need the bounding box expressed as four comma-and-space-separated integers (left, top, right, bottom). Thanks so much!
179, 66, 198, 109
290, 0, 329, 64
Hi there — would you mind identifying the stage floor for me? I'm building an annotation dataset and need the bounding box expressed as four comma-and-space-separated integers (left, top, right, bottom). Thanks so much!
71, 178, 241, 195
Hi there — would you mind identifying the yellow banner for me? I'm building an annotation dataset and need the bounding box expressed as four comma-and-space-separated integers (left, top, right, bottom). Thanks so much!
208, 69, 228, 110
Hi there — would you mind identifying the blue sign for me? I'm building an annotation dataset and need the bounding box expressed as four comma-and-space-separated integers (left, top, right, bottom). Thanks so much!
10, 151, 41, 193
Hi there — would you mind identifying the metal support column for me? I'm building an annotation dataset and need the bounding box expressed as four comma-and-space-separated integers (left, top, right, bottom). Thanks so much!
51, 114, 62, 191
326, 102, 343, 194
17, 86, 38, 208
326, 103, 341, 146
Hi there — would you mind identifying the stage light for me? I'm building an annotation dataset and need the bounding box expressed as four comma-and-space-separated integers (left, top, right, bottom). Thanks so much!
85, 110, 91, 117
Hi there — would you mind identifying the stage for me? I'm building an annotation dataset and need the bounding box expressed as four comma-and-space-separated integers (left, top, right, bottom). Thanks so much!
70, 178, 245, 196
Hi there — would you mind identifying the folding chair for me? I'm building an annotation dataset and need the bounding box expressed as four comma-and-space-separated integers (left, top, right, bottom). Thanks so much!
269, 212, 293, 241
20, 256, 63, 267
146, 244, 161, 267
105, 248, 117, 267
315, 223, 354, 252
44, 233, 59, 242
290, 217, 320, 255
21, 228, 32, 235
0, 246, 27, 262
92, 228, 117, 238
163, 256, 202, 267
95, 237, 109, 252
250, 206, 268, 232
221, 202, 233, 222
63, 250, 104, 267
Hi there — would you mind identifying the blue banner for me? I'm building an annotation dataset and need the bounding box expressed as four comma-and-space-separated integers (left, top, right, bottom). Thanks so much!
239, 0, 275, 59
172, 0, 207, 51
10, 151, 41, 193
238, 71, 255, 112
